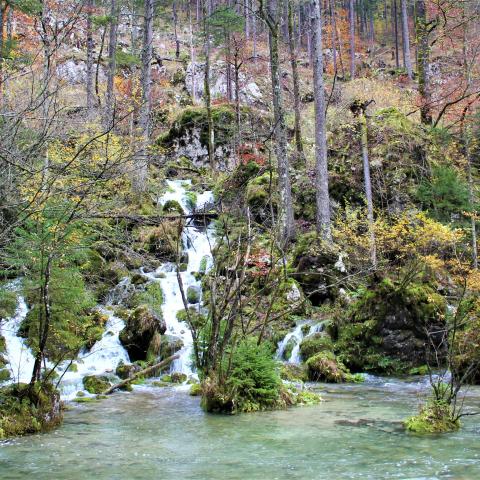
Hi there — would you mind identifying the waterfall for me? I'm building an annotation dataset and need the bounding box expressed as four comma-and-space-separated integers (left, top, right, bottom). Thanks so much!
1, 291, 35, 384
58, 308, 130, 399
0, 179, 214, 395
276, 321, 326, 364
144, 179, 214, 376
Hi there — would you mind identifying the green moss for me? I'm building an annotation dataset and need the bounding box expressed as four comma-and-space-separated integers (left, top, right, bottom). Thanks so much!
0, 289, 18, 319
280, 363, 308, 383
162, 200, 185, 215
306, 351, 348, 383
405, 400, 460, 433
409, 365, 429, 376
189, 383, 202, 396
82, 375, 111, 394
170, 372, 187, 383
187, 286, 200, 304
299, 333, 334, 361
0, 382, 62, 439
184, 191, 198, 211
294, 390, 322, 406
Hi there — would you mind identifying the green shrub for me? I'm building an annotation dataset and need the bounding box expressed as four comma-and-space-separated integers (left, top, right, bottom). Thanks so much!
405, 400, 460, 433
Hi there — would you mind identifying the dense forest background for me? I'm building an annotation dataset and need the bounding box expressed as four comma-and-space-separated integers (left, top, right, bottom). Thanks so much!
0, 0, 479, 438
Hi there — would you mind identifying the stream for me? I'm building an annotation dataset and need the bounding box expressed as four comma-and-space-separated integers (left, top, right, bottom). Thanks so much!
2, 180, 480, 478
1, 377, 480, 479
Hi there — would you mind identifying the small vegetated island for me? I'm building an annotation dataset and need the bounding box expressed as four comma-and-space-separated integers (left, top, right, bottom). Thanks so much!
1, 0, 480, 478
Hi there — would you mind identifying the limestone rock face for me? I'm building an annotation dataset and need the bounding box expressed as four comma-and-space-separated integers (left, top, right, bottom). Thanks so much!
185, 61, 263, 105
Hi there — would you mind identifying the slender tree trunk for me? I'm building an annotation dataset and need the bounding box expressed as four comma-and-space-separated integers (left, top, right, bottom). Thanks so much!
189, 5, 197, 103
393, 0, 399, 68
311, 0, 332, 241
202, 0, 215, 169
260, 0, 295, 244
416, 0, 431, 124
0, 2, 5, 106
95, 26, 107, 106
288, 0, 304, 158
134, 0, 154, 193
400, 0, 412, 78
359, 108, 377, 267
105, 0, 118, 128
173, 0, 180, 58
86, 0, 95, 114
349, 0, 355, 79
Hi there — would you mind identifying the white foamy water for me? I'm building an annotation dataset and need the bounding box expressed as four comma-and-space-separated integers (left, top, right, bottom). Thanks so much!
58, 308, 130, 399
1, 293, 35, 384
276, 321, 326, 364
143, 179, 214, 376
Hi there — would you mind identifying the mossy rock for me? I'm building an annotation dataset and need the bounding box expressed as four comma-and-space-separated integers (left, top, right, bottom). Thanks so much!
299, 333, 334, 361
306, 351, 348, 383
335, 278, 446, 374
0, 382, 62, 438
280, 364, 308, 383
187, 286, 200, 304
189, 383, 202, 396
158, 335, 183, 360
162, 199, 185, 215
0, 289, 18, 320
119, 305, 166, 361
170, 372, 187, 383
136, 220, 184, 262
404, 400, 460, 433
83, 375, 112, 394
115, 362, 140, 380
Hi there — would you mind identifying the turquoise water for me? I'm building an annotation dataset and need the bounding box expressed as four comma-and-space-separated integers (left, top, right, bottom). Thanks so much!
1, 377, 480, 479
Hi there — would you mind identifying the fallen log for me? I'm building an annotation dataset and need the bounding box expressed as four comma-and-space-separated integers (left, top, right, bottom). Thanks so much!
102, 354, 180, 395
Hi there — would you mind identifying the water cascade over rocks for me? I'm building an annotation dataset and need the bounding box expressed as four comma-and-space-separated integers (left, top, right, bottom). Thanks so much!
144, 180, 214, 375
0, 179, 214, 397
276, 321, 326, 364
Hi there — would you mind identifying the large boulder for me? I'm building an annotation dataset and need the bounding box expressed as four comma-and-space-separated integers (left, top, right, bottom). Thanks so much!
119, 305, 166, 361
335, 279, 446, 373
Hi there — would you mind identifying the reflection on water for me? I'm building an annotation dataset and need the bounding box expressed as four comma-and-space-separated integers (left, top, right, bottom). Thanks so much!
1, 377, 480, 479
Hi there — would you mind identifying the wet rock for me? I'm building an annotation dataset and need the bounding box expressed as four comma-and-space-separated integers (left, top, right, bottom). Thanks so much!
83, 375, 112, 394
119, 305, 166, 361
115, 362, 141, 380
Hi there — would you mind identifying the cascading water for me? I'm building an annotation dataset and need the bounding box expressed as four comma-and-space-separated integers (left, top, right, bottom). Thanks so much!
276, 321, 326, 364
1, 291, 35, 384
0, 178, 214, 396
143, 179, 214, 376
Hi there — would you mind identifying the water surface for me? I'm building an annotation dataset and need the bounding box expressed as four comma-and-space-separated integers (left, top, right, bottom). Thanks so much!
1, 377, 480, 479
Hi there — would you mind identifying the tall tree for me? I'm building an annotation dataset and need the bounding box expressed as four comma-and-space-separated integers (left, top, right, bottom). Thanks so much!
416, 0, 432, 124
400, 0, 412, 78
86, 0, 95, 114
202, 0, 215, 170
311, 0, 332, 240
259, 0, 295, 243
349, 0, 356, 79
287, 0, 304, 159
105, 0, 119, 128
133, 0, 154, 193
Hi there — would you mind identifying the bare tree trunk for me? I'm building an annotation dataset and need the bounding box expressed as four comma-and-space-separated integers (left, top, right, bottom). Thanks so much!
393, 0, 399, 68
133, 0, 154, 193
349, 0, 355, 79
105, 0, 118, 128
288, 0, 304, 159
400, 0, 412, 78
189, 4, 197, 103
86, 0, 95, 114
202, 0, 215, 170
359, 107, 377, 267
416, 0, 431, 124
173, 0, 180, 59
0, 1, 5, 106
260, 0, 295, 244
311, 0, 332, 241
